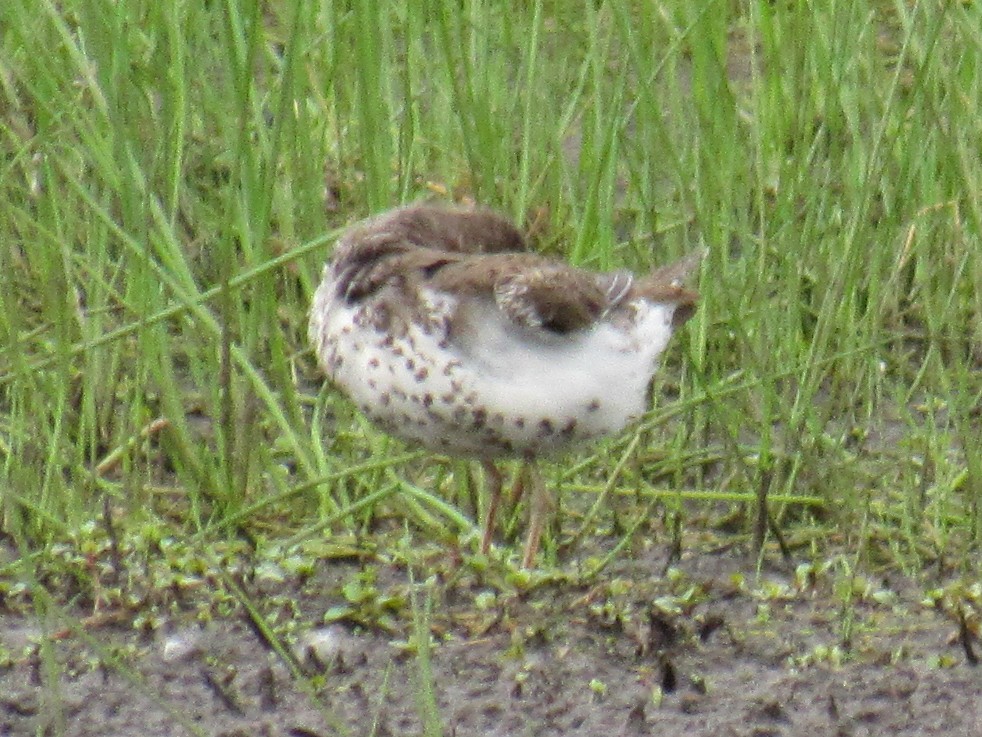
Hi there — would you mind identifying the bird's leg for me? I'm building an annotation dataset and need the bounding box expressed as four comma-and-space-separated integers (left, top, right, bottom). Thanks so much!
480, 460, 503, 555
521, 462, 552, 568
509, 462, 527, 506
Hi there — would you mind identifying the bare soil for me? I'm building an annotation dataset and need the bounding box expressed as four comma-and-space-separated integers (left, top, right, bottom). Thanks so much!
1, 543, 980, 737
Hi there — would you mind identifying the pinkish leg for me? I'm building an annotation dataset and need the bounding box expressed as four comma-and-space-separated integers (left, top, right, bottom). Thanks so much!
521, 463, 552, 568
480, 461, 503, 555
509, 463, 526, 506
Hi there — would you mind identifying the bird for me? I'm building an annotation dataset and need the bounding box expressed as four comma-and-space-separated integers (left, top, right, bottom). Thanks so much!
308, 203, 700, 567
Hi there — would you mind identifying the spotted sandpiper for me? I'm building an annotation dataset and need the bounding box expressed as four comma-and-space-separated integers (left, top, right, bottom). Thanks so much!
309, 203, 700, 567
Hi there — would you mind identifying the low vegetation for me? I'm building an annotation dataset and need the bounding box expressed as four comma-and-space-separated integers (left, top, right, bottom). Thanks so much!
0, 1, 979, 733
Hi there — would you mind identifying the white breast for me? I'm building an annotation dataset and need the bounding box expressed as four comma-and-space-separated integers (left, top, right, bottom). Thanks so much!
445, 293, 676, 438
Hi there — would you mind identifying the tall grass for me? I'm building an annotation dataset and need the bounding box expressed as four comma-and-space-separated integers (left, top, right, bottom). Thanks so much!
0, 0, 980, 580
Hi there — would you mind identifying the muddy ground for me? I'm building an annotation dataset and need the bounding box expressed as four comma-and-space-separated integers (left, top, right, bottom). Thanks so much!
1, 540, 980, 737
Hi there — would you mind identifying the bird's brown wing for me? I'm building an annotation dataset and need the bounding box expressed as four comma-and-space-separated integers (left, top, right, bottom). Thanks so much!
388, 205, 528, 254
330, 204, 527, 303
494, 265, 615, 333
428, 254, 623, 334
331, 229, 421, 303
356, 204, 527, 256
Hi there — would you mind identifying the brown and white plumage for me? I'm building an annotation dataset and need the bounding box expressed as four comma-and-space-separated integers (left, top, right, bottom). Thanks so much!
309, 204, 700, 566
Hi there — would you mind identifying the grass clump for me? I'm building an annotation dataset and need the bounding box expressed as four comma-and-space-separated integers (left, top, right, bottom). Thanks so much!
2, 2, 981, 735
0, 0, 980, 597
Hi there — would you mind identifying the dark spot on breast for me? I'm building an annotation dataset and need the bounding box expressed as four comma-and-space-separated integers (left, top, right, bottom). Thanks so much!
414, 367, 429, 382
405, 358, 416, 371
379, 393, 391, 406
483, 429, 506, 448
368, 357, 380, 368
441, 393, 455, 404
515, 418, 526, 429
472, 408, 487, 428
368, 379, 377, 390
587, 399, 601, 412
538, 419, 555, 436
560, 419, 577, 438
423, 393, 434, 407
